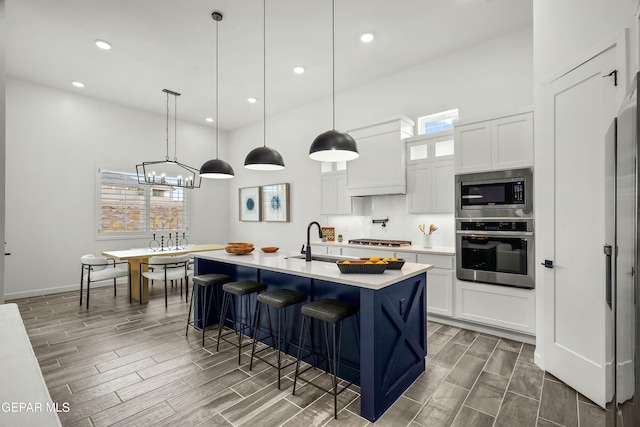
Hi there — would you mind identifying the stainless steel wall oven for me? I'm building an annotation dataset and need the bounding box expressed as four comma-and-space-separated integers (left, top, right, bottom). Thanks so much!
456, 219, 535, 288
455, 168, 534, 288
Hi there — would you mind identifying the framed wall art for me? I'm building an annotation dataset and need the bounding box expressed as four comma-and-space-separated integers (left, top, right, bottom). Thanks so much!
239, 186, 261, 221
262, 183, 290, 222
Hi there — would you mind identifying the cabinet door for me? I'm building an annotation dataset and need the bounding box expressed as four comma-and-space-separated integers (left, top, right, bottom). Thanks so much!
432, 159, 454, 213
406, 164, 432, 213
454, 280, 535, 334
320, 175, 337, 215
334, 172, 352, 214
427, 268, 453, 317
491, 112, 534, 170
347, 132, 406, 196
454, 122, 492, 173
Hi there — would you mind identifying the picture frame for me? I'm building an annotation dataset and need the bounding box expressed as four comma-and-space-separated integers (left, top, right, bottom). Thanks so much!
239, 186, 261, 221
262, 183, 290, 222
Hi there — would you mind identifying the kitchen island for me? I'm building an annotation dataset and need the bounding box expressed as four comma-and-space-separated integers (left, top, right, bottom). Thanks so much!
191, 249, 431, 422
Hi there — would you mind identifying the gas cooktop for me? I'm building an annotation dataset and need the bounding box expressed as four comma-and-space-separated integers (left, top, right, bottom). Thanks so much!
347, 238, 413, 247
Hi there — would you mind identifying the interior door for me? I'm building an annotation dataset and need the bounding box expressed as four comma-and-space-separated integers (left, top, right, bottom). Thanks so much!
541, 46, 619, 407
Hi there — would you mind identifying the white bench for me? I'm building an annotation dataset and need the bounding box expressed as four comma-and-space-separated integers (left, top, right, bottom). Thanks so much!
0, 303, 62, 426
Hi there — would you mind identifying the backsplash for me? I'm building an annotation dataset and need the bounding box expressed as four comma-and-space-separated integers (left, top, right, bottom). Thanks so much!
324, 194, 455, 248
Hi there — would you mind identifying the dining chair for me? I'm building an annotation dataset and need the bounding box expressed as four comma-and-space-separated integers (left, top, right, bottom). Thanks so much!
140, 255, 191, 308
80, 254, 131, 309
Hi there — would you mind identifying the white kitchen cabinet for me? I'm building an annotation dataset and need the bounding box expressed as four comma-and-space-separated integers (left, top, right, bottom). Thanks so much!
405, 132, 454, 213
320, 164, 362, 215
454, 110, 533, 174
346, 116, 414, 196
454, 280, 535, 334
340, 246, 396, 260
417, 253, 454, 318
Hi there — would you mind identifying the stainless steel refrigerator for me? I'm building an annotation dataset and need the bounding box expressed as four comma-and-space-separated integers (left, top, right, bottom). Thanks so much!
606, 71, 640, 426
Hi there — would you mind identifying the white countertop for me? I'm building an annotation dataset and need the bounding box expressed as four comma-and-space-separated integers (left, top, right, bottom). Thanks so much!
192, 249, 432, 290
312, 240, 455, 256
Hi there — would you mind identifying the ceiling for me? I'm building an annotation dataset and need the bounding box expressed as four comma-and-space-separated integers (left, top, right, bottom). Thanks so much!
6, 0, 532, 131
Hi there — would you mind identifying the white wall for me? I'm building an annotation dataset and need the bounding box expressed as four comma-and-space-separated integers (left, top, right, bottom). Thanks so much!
534, 0, 637, 83
228, 27, 533, 250
4, 78, 231, 299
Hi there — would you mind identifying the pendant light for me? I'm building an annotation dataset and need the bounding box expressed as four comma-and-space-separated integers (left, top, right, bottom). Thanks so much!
244, 0, 285, 171
308, 0, 359, 162
136, 89, 202, 189
200, 11, 235, 179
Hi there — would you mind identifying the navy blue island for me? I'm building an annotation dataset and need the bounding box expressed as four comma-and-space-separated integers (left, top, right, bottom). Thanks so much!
191, 249, 431, 422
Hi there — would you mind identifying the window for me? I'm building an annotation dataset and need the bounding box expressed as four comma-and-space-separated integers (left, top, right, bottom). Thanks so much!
417, 108, 459, 135
97, 168, 189, 238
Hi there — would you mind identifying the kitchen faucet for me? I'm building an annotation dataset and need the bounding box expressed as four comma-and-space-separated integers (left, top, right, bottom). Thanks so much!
306, 221, 323, 262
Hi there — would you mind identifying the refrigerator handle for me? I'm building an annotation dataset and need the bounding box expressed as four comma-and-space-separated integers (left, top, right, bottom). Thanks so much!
604, 244, 612, 309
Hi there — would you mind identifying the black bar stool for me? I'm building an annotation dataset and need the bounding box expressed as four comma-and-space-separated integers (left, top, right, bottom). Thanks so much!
250, 289, 307, 388
185, 273, 232, 346
293, 298, 360, 419
217, 280, 268, 363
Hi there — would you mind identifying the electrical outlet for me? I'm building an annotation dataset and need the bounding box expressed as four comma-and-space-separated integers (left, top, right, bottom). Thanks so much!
399, 298, 406, 315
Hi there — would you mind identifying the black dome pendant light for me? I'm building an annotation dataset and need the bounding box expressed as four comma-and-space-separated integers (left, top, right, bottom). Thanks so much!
244, 0, 285, 171
200, 11, 235, 179
308, 0, 359, 162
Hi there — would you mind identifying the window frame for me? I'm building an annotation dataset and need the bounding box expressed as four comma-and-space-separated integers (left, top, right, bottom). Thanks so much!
417, 108, 459, 136
95, 167, 191, 241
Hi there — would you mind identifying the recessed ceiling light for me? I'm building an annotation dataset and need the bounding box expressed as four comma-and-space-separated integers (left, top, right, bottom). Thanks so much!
360, 33, 374, 43
95, 39, 112, 50
247, 97, 257, 103
293, 66, 305, 74
72, 81, 85, 88
205, 117, 214, 123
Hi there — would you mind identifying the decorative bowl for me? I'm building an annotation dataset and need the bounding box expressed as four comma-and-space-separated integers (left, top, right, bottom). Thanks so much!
261, 247, 279, 253
226, 242, 254, 248
225, 245, 255, 255
337, 260, 388, 274
359, 257, 405, 270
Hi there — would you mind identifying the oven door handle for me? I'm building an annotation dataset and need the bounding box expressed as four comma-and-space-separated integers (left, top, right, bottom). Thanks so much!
456, 230, 534, 237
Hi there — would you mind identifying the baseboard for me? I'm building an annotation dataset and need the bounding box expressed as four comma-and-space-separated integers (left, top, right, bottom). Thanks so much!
428, 314, 536, 345
4, 278, 128, 301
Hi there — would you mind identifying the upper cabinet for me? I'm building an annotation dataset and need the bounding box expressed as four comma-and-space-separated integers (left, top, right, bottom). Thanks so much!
454, 109, 533, 174
320, 161, 362, 215
405, 131, 454, 213
346, 116, 414, 197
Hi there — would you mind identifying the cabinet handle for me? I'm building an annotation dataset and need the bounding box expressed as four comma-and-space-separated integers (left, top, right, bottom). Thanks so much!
604, 244, 612, 309
541, 260, 554, 269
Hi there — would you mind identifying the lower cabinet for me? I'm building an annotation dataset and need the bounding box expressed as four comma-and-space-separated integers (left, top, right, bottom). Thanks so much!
453, 279, 536, 335
317, 245, 535, 335
416, 253, 455, 318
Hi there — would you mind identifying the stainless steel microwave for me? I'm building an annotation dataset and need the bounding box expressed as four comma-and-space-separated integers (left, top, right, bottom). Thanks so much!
455, 168, 533, 218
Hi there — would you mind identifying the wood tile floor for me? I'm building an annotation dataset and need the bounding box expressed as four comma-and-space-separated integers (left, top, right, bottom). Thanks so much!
9, 283, 605, 427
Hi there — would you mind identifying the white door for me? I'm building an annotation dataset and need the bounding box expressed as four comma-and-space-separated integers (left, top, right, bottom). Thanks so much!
540, 46, 620, 407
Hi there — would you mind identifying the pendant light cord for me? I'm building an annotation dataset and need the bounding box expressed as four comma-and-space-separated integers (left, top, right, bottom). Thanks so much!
332, 0, 335, 131
165, 91, 170, 161
174, 94, 178, 161
263, 0, 267, 148
215, 16, 220, 159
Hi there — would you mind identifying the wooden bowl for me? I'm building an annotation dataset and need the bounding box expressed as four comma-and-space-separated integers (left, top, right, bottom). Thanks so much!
261, 247, 279, 253
225, 245, 254, 255
227, 242, 254, 248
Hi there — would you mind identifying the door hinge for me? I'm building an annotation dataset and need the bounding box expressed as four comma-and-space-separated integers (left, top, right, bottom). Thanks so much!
603, 70, 618, 86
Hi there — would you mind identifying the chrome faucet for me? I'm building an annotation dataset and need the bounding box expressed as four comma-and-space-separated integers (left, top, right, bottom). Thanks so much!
306, 221, 323, 262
